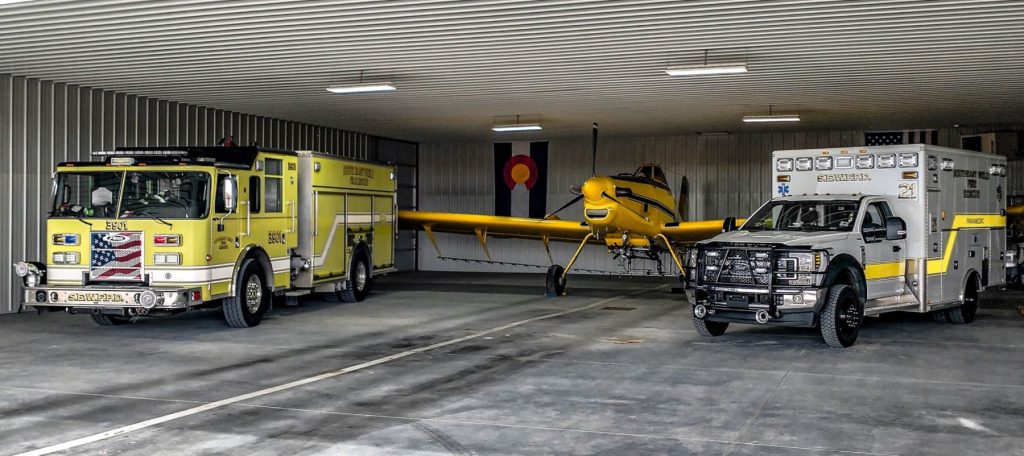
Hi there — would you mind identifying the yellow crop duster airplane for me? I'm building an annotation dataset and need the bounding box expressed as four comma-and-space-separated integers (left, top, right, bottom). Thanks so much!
398, 125, 739, 296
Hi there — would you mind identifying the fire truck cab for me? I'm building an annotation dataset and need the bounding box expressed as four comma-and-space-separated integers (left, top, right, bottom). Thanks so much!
14, 146, 397, 327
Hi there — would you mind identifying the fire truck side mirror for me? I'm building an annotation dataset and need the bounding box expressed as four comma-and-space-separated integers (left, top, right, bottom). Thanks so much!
885, 216, 907, 241
222, 176, 238, 212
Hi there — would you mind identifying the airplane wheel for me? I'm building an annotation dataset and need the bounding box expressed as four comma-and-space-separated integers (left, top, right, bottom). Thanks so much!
546, 264, 567, 296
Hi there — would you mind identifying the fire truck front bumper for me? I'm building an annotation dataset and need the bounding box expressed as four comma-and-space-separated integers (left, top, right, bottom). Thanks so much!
24, 286, 204, 311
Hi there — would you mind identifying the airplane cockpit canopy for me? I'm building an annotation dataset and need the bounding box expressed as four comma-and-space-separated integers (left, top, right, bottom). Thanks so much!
636, 164, 668, 187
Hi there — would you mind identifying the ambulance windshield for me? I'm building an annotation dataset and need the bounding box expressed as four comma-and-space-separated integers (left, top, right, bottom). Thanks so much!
743, 200, 860, 232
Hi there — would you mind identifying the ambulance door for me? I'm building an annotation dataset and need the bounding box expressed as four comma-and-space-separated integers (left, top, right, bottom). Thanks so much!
860, 199, 907, 299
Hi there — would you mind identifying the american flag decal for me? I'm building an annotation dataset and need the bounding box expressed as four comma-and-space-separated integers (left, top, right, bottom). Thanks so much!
90, 232, 144, 281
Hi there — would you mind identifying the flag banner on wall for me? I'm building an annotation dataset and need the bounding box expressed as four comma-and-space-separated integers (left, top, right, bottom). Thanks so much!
865, 129, 938, 146
494, 141, 548, 218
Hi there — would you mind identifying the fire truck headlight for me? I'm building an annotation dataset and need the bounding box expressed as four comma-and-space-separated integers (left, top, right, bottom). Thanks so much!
153, 253, 181, 265
52, 252, 80, 264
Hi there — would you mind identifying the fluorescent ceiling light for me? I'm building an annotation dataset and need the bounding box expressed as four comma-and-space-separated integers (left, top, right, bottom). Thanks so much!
0, 0, 35, 4
326, 83, 396, 94
666, 63, 747, 76
492, 124, 542, 132
742, 114, 801, 123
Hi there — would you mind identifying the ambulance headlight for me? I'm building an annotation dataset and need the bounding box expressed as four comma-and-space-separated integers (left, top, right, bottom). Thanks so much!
899, 153, 918, 168
776, 158, 794, 172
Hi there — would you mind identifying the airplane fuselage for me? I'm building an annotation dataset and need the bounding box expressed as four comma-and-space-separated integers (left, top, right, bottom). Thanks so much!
580, 174, 677, 249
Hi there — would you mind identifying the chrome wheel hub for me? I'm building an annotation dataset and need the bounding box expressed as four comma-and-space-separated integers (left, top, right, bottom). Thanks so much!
245, 275, 263, 313
355, 262, 368, 291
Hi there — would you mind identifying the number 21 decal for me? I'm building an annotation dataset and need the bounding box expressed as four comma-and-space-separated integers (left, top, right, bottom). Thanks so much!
898, 183, 917, 199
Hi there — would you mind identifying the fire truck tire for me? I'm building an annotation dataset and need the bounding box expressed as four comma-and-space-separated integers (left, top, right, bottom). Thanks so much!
338, 251, 371, 303
948, 276, 979, 325
693, 317, 728, 337
819, 284, 862, 348
545, 265, 567, 296
223, 259, 270, 328
91, 313, 130, 326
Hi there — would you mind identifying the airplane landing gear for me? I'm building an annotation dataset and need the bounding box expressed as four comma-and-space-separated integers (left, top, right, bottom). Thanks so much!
547, 233, 594, 297
545, 265, 566, 296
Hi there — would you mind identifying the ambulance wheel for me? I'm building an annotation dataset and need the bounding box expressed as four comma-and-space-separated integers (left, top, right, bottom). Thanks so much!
819, 284, 862, 348
931, 309, 950, 323
223, 259, 270, 328
91, 313, 130, 326
693, 318, 728, 337
545, 265, 567, 296
338, 252, 372, 303
948, 276, 979, 324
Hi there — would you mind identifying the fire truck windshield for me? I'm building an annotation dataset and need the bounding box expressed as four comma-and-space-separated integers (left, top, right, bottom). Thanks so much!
51, 172, 124, 218
51, 171, 211, 219
119, 172, 211, 219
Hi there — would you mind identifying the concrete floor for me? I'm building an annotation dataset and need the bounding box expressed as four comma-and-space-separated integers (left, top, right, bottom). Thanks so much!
1, 272, 1023, 456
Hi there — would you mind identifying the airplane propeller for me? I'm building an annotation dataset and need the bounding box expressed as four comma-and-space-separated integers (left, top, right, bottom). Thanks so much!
543, 194, 584, 220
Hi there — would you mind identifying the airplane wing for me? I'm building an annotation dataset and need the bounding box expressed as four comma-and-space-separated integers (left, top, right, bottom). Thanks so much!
659, 219, 745, 244
397, 210, 594, 243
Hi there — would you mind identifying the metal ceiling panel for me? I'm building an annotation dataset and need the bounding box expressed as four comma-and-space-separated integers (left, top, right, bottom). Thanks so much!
2, 0, 1022, 140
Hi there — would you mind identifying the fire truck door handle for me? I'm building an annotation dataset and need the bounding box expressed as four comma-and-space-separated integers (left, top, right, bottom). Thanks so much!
893, 245, 901, 253
240, 201, 250, 236
288, 201, 296, 233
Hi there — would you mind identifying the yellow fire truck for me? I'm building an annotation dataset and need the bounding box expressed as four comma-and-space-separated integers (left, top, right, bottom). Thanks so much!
14, 146, 397, 327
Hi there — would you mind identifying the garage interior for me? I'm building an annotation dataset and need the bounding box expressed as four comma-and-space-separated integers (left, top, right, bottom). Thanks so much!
2, 1, 1024, 455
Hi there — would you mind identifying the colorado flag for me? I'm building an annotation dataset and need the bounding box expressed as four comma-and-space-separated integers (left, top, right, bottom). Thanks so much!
494, 141, 548, 218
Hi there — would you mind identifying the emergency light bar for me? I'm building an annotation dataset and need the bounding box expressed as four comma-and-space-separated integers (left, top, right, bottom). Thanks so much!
93, 150, 190, 156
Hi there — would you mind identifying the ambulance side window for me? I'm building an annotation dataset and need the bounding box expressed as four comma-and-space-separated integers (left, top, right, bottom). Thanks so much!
249, 176, 261, 213
265, 158, 283, 213
862, 202, 892, 242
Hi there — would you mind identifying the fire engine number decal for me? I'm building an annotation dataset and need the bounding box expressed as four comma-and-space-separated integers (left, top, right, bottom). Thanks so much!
268, 231, 287, 244
106, 221, 127, 230
898, 182, 917, 199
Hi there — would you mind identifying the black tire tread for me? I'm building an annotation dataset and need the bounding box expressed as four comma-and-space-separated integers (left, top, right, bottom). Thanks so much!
223, 259, 267, 328
820, 284, 860, 348
546, 264, 567, 296
693, 317, 728, 337
337, 250, 371, 303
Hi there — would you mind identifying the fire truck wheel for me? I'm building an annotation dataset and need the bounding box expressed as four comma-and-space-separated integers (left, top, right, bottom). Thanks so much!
545, 265, 567, 296
338, 252, 371, 303
91, 313, 131, 326
948, 276, 979, 324
820, 284, 862, 348
223, 259, 270, 328
693, 317, 728, 337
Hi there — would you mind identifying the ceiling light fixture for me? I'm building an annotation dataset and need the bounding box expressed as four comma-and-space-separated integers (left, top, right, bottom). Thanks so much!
742, 105, 800, 123
326, 83, 396, 94
666, 50, 747, 76
326, 70, 396, 94
492, 115, 542, 132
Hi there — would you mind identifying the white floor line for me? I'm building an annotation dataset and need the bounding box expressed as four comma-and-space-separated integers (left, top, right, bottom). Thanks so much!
14, 288, 656, 456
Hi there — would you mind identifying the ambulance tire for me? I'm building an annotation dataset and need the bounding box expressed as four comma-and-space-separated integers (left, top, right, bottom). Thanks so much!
693, 317, 728, 337
931, 310, 950, 323
819, 284, 862, 348
545, 265, 567, 296
338, 252, 372, 303
948, 276, 979, 325
91, 313, 130, 326
223, 259, 270, 328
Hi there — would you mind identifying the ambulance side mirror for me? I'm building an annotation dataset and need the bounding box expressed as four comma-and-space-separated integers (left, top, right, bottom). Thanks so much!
222, 176, 238, 212
885, 217, 907, 241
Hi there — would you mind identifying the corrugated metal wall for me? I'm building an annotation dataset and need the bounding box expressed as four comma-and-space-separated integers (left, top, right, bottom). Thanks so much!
416, 128, 1019, 275
0, 73, 381, 315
